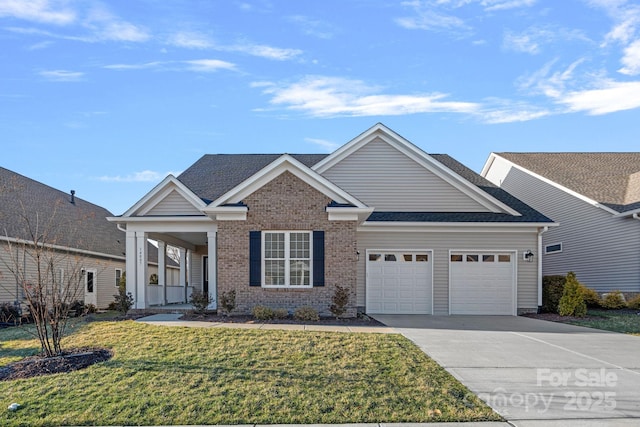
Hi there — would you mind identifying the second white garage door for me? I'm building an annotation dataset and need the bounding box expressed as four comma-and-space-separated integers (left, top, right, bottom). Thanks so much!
449, 251, 516, 315
366, 251, 433, 314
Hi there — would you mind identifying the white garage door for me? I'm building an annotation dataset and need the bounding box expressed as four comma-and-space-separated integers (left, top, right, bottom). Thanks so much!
366, 251, 433, 314
449, 252, 515, 315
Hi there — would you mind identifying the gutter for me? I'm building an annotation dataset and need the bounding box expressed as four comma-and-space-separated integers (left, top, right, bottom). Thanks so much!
537, 226, 549, 311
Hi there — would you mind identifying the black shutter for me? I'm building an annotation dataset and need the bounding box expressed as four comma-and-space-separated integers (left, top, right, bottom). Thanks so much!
313, 230, 325, 287
249, 231, 261, 286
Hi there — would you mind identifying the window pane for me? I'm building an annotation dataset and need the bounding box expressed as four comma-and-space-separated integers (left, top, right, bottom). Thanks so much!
467, 255, 479, 262
545, 243, 562, 253
289, 260, 310, 286
264, 260, 285, 285
451, 254, 463, 262
385, 254, 397, 261
403, 254, 413, 261
482, 255, 495, 262
290, 232, 310, 258
369, 253, 382, 261
265, 233, 285, 258
498, 254, 511, 262
86, 271, 94, 293
416, 254, 429, 262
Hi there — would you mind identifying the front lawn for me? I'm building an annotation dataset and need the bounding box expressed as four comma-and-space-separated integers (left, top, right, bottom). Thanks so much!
567, 309, 640, 335
0, 320, 499, 426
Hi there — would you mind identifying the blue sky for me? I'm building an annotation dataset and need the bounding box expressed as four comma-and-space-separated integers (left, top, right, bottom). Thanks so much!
2, 0, 639, 215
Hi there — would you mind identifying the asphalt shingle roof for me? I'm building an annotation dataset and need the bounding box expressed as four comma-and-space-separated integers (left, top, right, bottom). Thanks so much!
177, 152, 551, 224
497, 152, 640, 213
178, 154, 329, 203
0, 167, 171, 263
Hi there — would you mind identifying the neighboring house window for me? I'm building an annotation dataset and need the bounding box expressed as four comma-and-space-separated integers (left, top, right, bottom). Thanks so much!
115, 269, 122, 288
249, 230, 325, 287
545, 243, 563, 254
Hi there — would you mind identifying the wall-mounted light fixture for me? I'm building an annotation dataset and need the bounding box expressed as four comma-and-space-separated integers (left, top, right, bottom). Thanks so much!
523, 250, 534, 262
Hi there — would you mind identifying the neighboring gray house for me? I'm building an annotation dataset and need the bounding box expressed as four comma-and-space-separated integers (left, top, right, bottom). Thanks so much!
110, 124, 554, 316
0, 167, 179, 309
482, 153, 640, 294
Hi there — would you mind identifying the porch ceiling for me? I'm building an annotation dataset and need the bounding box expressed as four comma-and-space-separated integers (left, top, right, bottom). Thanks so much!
149, 231, 208, 247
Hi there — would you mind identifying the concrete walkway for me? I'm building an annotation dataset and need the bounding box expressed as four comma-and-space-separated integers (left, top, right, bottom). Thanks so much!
373, 315, 640, 427
135, 313, 395, 334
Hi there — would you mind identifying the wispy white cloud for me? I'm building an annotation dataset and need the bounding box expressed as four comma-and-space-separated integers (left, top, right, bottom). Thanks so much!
396, 0, 537, 33
477, 100, 550, 123
226, 43, 302, 61
503, 26, 589, 55
27, 40, 54, 50
167, 31, 214, 49
104, 59, 236, 73
481, 0, 536, 11
39, 69, 84, 81
559, 80, 640, 114
184, 59, 237, 72
254, 75, 479, 117
166, 30, 302, 61
287, 15, 335, 39
1, 1, 150, 43
97, 170, 181, 183
305, 137, 340, 152
619, 39, 640, 75
0, 0, 76, 25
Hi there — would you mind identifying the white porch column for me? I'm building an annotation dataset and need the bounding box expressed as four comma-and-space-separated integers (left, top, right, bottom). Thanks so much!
125, 230, 137, 302
207, 231, 217, 309
158, 240, 167, 305
135, 232, 149, 309
179, 247, 187, 302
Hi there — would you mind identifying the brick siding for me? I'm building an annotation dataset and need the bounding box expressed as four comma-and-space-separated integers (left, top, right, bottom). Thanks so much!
217, 171, 358, 317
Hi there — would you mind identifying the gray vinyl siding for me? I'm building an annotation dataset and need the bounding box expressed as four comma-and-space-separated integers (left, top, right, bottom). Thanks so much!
0, 242, 126, 309
499, 164, 640, 293
146, 190, 203, 216
356, 230, 539, 314
322, 137, 489, 212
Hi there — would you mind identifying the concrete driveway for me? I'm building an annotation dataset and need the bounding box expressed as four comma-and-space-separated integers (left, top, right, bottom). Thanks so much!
373, 315, 640, 426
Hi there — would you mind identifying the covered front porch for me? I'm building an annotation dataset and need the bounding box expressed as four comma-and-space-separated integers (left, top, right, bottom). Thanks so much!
119, 217, 218, 310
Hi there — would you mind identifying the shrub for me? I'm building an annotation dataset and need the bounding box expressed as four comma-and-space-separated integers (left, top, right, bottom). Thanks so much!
112, 286, 134, 315
542, 275, 566, 313
189, 290, 212, 314
252, 305, 274, 320
558, 272, 587, 317
580, 285, 602, 308
69, 300, 85, 317
218, 290, 236, 316
329, 285, 349, 318
0, 302, 20, 324
273, 308, 289, 319
601, 291, 627, 310
627, 294, 640, 309
84, 304, 97, 314
294, 306, 319, 322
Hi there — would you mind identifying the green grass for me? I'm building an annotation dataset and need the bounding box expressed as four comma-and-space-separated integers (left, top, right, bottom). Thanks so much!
0, 320, 499, 426
568, 309, 640, 335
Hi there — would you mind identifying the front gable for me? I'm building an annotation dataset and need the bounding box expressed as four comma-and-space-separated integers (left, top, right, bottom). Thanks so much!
203, 154, 373, 221
315, 124, 519, 215
121, 175, 207, 217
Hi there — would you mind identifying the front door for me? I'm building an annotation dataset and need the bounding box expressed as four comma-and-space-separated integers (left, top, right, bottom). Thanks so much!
203, 256, 209, 295
84, 269, 97, 306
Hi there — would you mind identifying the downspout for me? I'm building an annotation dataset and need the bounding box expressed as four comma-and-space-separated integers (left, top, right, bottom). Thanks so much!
117, 223, 126, 233
537, 226, 549, 313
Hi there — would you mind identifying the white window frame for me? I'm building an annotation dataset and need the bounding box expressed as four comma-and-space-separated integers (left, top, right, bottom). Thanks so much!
261, 231, 313, 288
115, 268, 122, 288
545, 242, 563, 254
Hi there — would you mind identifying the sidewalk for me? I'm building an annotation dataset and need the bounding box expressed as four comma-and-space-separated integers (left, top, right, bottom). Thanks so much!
135, 313, 396, 334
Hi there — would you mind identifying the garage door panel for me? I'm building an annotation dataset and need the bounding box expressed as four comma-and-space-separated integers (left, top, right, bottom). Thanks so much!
366, 251, 432, 315
450, 251, 515, 316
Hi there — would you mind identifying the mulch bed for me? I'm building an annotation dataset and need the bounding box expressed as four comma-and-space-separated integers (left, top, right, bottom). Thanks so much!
0, 348, 112, 381
179, 312, 385, 326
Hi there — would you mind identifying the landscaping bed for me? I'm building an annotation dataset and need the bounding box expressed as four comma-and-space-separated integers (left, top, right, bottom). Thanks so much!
180, 312, 385, 326
525, 309, 640, 335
